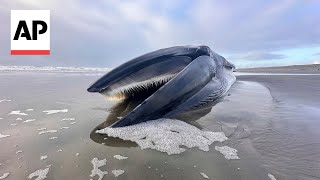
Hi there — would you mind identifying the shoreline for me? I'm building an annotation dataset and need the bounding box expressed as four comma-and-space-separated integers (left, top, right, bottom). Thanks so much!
237, 64, 320, 74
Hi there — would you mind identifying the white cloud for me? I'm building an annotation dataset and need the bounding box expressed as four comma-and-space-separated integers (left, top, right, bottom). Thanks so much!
0, 0, 319, 67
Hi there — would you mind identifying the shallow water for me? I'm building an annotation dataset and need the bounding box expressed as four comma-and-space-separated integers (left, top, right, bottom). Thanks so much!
0, 72, 319, 179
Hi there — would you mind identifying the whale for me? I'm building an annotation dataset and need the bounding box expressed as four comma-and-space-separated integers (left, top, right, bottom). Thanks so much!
87, 45, 236, 127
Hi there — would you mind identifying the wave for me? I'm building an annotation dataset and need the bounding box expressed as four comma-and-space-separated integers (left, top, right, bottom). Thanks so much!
0, 66, 111, 73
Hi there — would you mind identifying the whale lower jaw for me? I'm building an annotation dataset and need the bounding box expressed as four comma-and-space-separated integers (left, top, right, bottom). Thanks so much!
87, 45, 236, 127
100, 74, 177, 101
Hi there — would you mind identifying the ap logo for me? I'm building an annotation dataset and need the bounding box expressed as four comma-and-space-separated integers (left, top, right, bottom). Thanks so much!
11, 10, 50, 55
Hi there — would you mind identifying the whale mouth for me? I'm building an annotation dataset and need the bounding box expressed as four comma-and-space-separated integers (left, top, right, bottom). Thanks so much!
100, 74, 177, 101
87, 46, 236, 127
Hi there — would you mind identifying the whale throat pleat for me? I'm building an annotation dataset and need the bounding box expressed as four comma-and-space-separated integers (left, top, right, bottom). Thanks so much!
101, 56, 192, 100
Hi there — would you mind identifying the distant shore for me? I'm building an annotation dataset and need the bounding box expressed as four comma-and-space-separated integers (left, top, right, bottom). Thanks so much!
237, 64, 320, 74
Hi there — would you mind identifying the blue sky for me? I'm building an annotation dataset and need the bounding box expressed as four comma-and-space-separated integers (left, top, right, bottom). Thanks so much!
0, 0, 319, 68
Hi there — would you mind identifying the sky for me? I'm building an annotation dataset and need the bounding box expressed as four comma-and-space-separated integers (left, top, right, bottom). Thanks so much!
0, 0, 320, 68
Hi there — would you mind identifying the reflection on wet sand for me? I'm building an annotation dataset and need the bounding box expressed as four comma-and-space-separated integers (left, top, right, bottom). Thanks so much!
90, 95, 226, 147
90, 97, 143, 148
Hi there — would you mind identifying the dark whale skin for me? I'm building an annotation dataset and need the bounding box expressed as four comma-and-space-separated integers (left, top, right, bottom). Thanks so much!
87, 46, 236, 127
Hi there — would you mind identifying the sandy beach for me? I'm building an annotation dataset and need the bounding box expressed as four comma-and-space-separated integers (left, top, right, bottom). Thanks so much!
0, 66, 320, 180
237, 64, 320, 74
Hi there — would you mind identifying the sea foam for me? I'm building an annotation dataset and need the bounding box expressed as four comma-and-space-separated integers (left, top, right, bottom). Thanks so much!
0, 66, 110, 73
9, 110, 27, 116
200, 172, 209, 179
0, 133, 10, 139
0, 172, 10, 179
23, 119, 36, 123
96, 119, 228, 155
215, 146, 240, 160
90, 158, 108, 180
43, 109, 68, 115
28, 167, 50, 180
111, 169, 125, 177
38, 130, 58, 135
268, 173, 277, 180
113, 155, 128, 160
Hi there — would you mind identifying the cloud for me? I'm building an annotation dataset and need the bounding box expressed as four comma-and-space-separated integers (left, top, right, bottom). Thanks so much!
0, 0, 319, 67
313, 52, 320, 56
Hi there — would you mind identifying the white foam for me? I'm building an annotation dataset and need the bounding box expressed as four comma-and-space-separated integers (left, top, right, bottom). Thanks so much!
37, 128, 47, 131
200, 172, 209, 179
38, 130, 58, 135
90, 158, 108, 180
268, 173, 277, 180
113, 155, 128, 160
0, 173, 10, 179
16, 118, 22, 121
57, 149, 62, 152
75, 153, 80, 156
26, 109, 34, 111
28, 167, 50, 180
0, 118, 3, 120
43, 109, 68, 115
96, 119, 228, 155
215, 146, 240, 160
40, 155, 48, 160
49, 137, 57, 140
111, 169, 125, 177
0, 133, 10, 139
0, 66, 110, 73
69, 122, 77, 125
9, 110, 27, 116
10, 123, 17, 126
59, 127, 70, 130
0, 99, 11, 103
61, 118, 75, 121
23, 119, 36, 123
16, 150, 23, 154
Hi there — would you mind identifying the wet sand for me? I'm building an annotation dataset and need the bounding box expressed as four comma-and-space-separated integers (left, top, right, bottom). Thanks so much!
237, 75, 320, 180
0, 70, 320, 179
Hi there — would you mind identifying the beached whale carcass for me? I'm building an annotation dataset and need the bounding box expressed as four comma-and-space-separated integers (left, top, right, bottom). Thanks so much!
88, 46, 236, 127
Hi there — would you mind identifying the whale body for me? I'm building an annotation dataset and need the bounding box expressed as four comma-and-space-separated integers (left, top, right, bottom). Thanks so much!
88, 45, 236, 127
